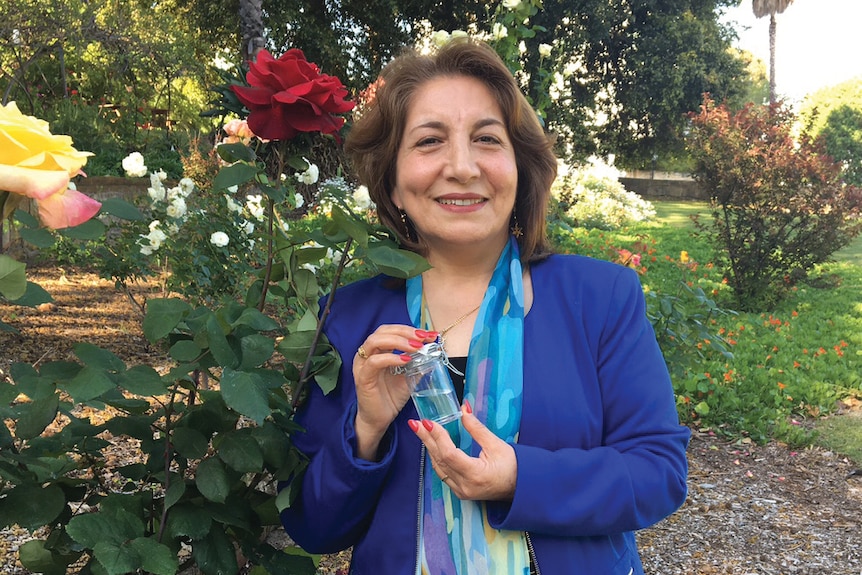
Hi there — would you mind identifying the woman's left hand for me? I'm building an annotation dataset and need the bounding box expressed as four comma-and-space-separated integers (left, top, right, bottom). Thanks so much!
409, 402, 517, 501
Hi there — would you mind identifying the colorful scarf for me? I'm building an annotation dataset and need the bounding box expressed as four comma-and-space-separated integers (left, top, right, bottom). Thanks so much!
406, 236, 529, 575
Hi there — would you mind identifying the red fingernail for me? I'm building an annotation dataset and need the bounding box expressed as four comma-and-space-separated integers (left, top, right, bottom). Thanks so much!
408, 339, 424, 348
426, 331, 439, 338
415, 329, 430, 338
422, 419, 434, 431
400, 354, 412, 362
408, 419, 420, 432
463, 400, 472, 414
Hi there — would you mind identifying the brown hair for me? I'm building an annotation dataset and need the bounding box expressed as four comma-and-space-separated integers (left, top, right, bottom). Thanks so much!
344, 39, 558, 262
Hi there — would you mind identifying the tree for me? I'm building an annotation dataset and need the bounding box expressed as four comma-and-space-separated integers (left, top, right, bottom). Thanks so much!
752, 0, 795, 104
687, 96, 862, 310
798, 77, 862, 186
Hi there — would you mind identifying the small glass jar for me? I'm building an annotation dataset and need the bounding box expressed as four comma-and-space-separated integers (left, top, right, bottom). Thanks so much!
402, 342, 462, 425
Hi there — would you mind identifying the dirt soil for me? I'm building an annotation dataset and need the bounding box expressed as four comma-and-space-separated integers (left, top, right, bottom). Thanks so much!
2, 266, 861, 575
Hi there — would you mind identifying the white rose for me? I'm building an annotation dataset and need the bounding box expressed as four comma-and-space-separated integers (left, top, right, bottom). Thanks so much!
502, 0, 520, 8
179, 178, 195, 196
225, 195, 243, 213
492, 23, 508, 40
147, 186, 166, 203
352, 185, 375, 211
241, 220, 255, 235
149, 220, 163, 233
166, 197, 187, 219
210, 231, 230, 247
432, 30, 451, 47
451, 30, 468, 40
539, 43, 552, 58
296, 162, 319, 185
122, 152, 147, 178
294, 193, 305, 209
140, 245, 155, 256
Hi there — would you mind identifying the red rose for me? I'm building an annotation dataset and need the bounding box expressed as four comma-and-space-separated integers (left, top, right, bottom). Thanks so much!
231, 49, 355, 141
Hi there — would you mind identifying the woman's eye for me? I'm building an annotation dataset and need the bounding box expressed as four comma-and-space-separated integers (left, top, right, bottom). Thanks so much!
416, 136, 441, 147
477, 134, 502, 145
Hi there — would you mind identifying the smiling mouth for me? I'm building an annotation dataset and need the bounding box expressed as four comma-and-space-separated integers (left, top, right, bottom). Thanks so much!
437, 198, 485, 206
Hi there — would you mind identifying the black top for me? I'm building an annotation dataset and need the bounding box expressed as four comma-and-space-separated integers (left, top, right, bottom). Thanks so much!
447, 356, 468, 403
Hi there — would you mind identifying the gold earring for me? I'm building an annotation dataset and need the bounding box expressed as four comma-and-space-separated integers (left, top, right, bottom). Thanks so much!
511, 210, 523, 238
399, 209, 414, 242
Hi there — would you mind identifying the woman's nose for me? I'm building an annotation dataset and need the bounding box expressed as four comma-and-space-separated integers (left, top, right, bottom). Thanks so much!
445, 139, 481, 183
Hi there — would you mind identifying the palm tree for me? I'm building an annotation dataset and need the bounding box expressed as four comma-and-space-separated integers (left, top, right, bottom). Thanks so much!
752, 0, 795, 104
239, 0, 265, 63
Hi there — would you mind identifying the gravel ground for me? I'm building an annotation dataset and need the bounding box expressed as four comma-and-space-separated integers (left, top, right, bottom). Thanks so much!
2, 268, 861, 574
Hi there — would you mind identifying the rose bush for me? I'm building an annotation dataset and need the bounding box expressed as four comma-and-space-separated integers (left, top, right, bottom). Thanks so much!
230, 49, 355, 141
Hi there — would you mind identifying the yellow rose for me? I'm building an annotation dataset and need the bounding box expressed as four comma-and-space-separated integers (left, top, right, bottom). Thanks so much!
0, 101, 100, 229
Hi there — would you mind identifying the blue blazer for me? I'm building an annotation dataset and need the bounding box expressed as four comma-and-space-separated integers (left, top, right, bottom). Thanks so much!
280, 254, 690, 574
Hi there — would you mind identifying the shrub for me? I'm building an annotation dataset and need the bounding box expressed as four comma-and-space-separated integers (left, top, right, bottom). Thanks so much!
687, 96, 862, 311
552, 158, 656, 230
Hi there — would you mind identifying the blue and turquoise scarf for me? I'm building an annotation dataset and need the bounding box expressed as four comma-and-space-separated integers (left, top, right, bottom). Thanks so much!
406, 236, 529, 575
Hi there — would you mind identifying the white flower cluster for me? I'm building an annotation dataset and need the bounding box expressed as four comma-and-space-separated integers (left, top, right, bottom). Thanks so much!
139, 171, 196, 255
313, 177, 376, 217
553, 157, 655, 231
122, 152, 147, 178
295, 160, 320, 185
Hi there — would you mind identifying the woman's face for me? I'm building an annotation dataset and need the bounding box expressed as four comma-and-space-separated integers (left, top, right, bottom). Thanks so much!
392, 75, 518, 256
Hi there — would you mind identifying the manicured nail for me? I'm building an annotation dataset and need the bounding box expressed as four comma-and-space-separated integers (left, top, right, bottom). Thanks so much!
400, 354, 412, 362
463, 400, 472, 415
415, 329, 431, 338
422, 419, 434, 432
408, 339, 424, 348
426, 331, 439, 339
408, 419, 420, 432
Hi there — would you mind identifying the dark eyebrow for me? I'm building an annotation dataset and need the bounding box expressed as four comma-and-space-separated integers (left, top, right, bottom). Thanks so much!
407, 117, 505, 134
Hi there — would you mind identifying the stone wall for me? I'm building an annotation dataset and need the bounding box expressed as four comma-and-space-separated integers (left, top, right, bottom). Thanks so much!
620, 170, 709, 201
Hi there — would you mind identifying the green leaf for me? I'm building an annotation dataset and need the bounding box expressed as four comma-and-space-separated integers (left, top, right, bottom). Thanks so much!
192, 526, 238, 575
213, 162, 259, 191
0, 254, 27, 300
313, 354, 341, 396
143, 298, 190, 342
195, 457, 230, 503
216, 142, 257, 163
60, 218, 105, 240
172, 427, 209, 459
14, 393, 59, 439
67, 509, 143, 548
330, 204, 369, 247
297, 308, 318, 332
218, 430, 264, 473
166, 504, 211, 540
231, 307, 279, 331
0, 484, 65, 530
74, 342, 125, 372
120, 365, 168, 396
18, 227, 56, 248
92, 541, 138, 575
130, 537, 178, 575
694, 401, 711, 416
13, 208, 39, 228
366, 244, 431, 278
206, 314, 239, 368
98, 197, 145, 221
240, 334, 275, 368
170, 339, 202, 362
277, 331, 316, 362
219, 368, 270, 424
61, 365, 115, 402
18, 539, 77, 575
293, 268, 319, 301
163, 473, 186, 509
10, 281, 53, 307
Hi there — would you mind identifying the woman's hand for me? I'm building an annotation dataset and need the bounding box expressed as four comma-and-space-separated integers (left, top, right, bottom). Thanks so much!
409, 402, 518, 501
353, 326, 438, 460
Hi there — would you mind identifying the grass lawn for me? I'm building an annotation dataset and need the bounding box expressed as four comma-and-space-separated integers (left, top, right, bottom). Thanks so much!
641, 199, 862, 457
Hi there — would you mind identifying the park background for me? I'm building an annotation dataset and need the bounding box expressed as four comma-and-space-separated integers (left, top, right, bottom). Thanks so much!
2, 1, 862, 574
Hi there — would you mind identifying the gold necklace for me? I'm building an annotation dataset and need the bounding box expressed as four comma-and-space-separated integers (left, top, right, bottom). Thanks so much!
438, 302, 482, 340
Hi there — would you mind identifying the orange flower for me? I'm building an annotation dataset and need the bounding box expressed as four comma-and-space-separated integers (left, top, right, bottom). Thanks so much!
777, 382, 786, 390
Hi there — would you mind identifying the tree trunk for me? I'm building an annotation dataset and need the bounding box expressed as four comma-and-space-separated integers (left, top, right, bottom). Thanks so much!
768, 13, 777, 104
239, 0, 265, 63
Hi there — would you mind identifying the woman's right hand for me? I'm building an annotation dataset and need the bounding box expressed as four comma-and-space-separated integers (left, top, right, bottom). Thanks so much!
352, 326, 438, 460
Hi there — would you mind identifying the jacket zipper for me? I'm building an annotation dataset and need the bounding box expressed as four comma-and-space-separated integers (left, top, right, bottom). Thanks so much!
526, 531, 542, 575
414, 444, 426, 575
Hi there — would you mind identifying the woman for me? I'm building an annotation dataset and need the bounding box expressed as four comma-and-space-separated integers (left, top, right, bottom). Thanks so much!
279, 39, 690, 575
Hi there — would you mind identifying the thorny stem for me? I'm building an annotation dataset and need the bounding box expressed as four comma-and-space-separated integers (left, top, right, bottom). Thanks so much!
291, 237, 354, 414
